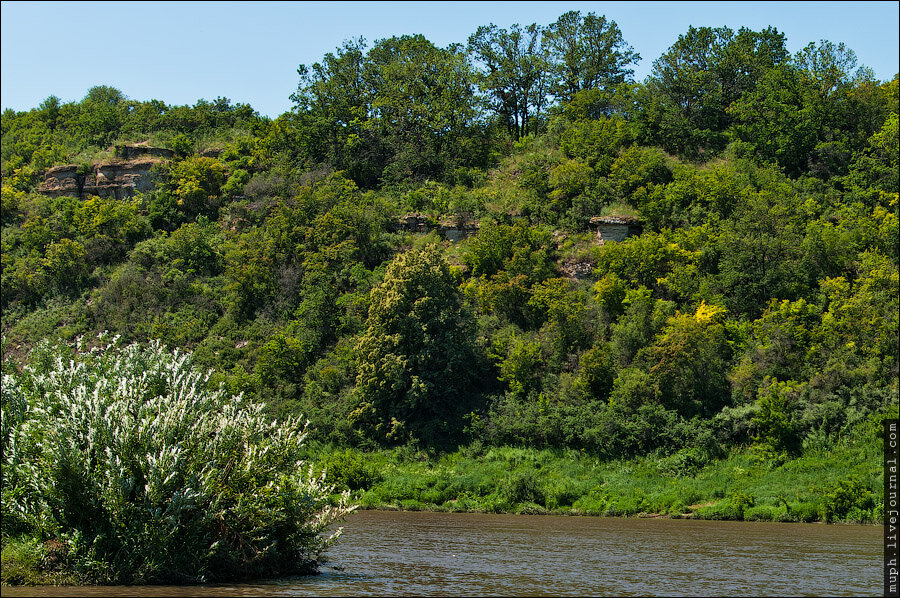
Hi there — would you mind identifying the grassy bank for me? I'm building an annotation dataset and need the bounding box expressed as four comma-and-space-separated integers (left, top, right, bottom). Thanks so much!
1, 415, 885, 587
313, 412, 886, 524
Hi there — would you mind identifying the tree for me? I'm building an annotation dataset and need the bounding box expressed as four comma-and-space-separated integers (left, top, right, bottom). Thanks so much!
716, 185, 807, 318
41, 238, 89, 294
292, 35, 485, 185
731, 298, 821, 401
543, 11, 640, 105
468, 22, 549, 139
366, 35, 481, 183
352, 245, 476, 443
38, 95, 61, 132
643, 302, 732, 418
729, 40, 887, 178
592, 230, 699, 300
751, 378, 802, 458
462, 220, 557, 326
164, 156, 227, 221
727, 64, 823, 176
642, 26, 788, 156
78, 85, 128, 147
527, 276, 590, 358
794, 40, 861, 98
846, 110, 899, 197
291, 38, 379, 185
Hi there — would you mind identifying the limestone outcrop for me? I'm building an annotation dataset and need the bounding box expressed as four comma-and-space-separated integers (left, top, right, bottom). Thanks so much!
588, 215, 643, 244
38, 145, 171, 200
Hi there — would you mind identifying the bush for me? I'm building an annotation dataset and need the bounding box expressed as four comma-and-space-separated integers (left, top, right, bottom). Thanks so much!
320, 448, 381, 491
821, 477, 874, 523
790, 501, 822, 523
693, 492, 754, 521
1, 336, 355, 584
693, 501, 741, 521
744, 505, 781, 522
500, 470, 545, 507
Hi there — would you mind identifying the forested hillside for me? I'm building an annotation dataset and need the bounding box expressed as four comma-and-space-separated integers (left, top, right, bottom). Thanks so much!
3, 12, 897, 467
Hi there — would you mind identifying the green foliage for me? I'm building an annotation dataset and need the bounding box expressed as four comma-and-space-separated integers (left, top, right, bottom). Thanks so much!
543, 11, 640, 105
369, 35, 482, 183
821, 476, 875, 523
559, 116, 632, 173
637, 302, 732, 418
731, 298, 820, 401
609, 146, 673, 198
593, 230, 700, 300
750, 379, 803, 461
494, 335, 544, 397
164, 156, 227, 221
292, 34, 487, 186
462, 221, 558, 326
694, 492, 755, 521
715, 184, 806, 318
642, 26, 788, 157
1, 337, 354, 583
467, 22, 548, 140
464, 220, 556, 281
500, 470, 546, 507
318, 448, 381, 491
353, 246, 477, 444
608, 286, 676, 367
592, 272, 628, 322
1, 17, 896, 505
41, 238, 88, 293
573, 344, 616, 401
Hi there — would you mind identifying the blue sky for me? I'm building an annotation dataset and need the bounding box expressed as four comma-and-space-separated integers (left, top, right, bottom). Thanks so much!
2, 1, 898, 118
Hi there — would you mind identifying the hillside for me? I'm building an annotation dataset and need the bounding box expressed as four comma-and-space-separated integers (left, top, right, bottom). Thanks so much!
2, 13, 898, 526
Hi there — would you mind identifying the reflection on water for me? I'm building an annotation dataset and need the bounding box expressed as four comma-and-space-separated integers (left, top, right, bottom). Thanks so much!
3, 510, 881, 597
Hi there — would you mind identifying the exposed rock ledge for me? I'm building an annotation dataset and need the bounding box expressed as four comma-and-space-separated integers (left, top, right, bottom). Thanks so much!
39, 145, 173, 200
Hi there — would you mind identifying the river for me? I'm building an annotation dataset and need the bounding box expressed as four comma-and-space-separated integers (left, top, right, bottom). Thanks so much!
3, 510, 882, 596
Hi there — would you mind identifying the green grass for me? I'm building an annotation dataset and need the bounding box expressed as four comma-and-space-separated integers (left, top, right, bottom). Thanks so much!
312, 410, 886, 523
1, 538, 79, 586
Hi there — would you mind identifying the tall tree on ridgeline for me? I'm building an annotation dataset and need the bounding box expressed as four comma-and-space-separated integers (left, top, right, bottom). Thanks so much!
468, 22, 549, 140
291, 38, 379, 184
543, 11, 640, 105
365, 35, 482, 183
640, 26, 788, 157
728, 40, 893, 178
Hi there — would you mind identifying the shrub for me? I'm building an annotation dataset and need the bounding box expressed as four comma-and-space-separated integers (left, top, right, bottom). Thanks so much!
744, 505, 781, 522
790, 501, 822, 523
693, 492, 754, 521
500, 470, 545, 507
320, 448, 381, 492
693, 501, 741, 520
1, 336, 355, 584
821, 477, 874, 523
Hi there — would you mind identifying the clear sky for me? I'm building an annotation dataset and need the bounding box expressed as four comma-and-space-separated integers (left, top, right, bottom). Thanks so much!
2, 1, 898, 118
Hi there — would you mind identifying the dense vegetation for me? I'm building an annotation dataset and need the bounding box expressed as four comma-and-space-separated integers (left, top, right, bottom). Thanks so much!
1, 11, 898, 583
1, 337, 353, 584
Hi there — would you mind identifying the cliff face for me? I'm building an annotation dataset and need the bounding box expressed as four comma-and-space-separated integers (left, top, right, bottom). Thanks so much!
39, 160, 162, 200
38, 145, 173, 200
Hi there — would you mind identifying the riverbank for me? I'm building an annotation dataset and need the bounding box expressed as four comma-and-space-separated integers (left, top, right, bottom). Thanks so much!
1, 512, 884, 596
313, 414, 884, 524
2, 411, 884, 587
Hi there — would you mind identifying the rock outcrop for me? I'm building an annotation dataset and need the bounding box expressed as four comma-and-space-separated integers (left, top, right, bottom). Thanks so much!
39, 145, 171, 200
588, 215, 643, 244
394, 212, 479, 241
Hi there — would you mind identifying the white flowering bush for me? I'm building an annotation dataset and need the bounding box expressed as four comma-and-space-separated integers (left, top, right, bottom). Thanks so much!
1, 335, 355, 584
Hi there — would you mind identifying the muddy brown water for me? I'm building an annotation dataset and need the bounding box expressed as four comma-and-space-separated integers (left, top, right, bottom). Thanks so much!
3, 510, 882, 596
